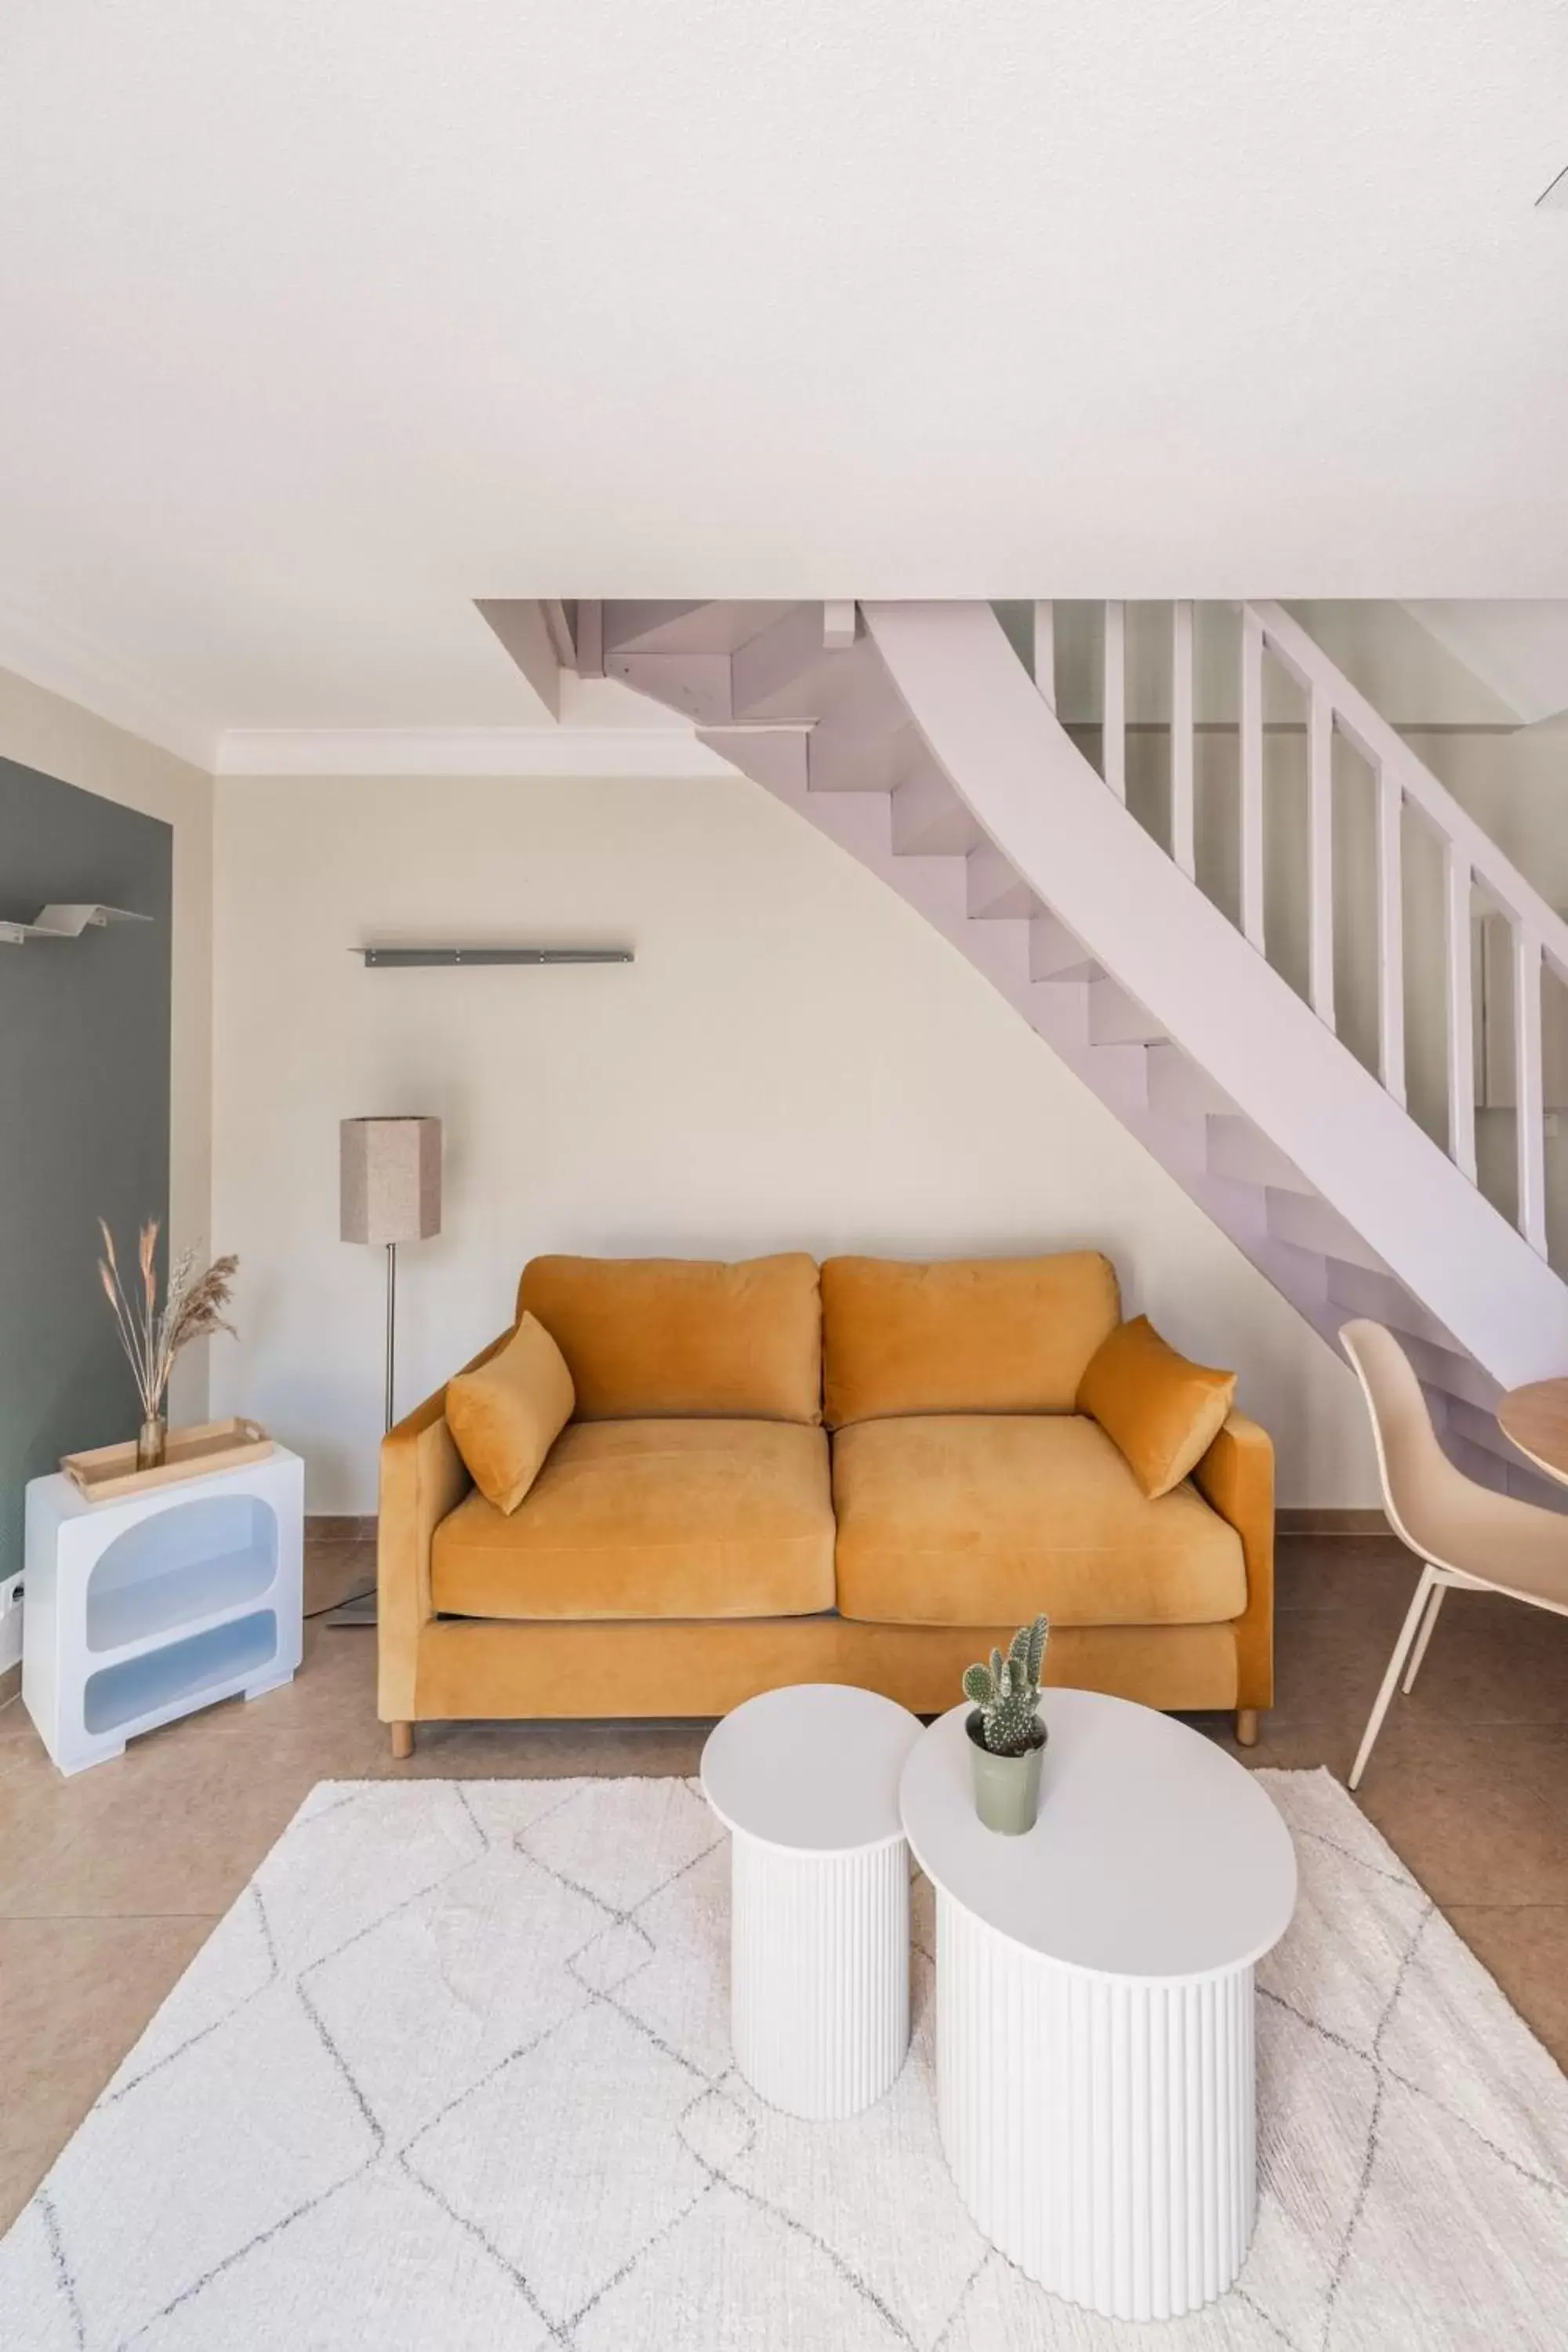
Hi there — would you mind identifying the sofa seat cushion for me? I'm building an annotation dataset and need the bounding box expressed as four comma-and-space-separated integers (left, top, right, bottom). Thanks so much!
432, 1417, 835, 1621
833, 1414, 1247, 1628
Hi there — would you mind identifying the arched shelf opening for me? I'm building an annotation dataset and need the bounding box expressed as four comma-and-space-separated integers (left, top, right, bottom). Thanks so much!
85, 1493, 279, 1654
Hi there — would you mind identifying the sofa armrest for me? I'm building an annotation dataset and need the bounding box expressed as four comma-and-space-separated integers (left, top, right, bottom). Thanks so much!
1192, 1410, 1275, 1711
376, 1327, 511, 1722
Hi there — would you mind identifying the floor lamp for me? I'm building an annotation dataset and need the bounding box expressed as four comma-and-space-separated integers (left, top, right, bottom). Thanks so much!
339, 1116, 443, 1432
332, 1117, 442, 1628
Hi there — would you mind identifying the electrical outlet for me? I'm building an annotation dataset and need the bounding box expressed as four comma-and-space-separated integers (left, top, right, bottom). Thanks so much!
0, 1573, 21, 1675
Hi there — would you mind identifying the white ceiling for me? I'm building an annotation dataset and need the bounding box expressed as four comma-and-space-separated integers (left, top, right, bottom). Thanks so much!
2, 2, 1567, 761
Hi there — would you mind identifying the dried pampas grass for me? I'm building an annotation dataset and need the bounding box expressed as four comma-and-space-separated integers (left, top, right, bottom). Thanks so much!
97, 1218, 239, 1421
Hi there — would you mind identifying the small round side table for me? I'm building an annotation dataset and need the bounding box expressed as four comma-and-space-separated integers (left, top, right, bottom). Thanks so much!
901, 1691, 1297, 2323
701, 1682, 921, 2120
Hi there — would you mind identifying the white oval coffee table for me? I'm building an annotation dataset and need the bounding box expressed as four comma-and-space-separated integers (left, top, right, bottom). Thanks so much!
701, 1682, 922, 2120
900, 1691, 1296, 2323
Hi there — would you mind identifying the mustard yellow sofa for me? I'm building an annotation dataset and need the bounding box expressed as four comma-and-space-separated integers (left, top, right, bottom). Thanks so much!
377, 1251, 1273, 1755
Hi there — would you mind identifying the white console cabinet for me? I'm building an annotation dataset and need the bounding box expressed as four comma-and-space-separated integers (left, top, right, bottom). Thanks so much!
23, 1448, 303, 1775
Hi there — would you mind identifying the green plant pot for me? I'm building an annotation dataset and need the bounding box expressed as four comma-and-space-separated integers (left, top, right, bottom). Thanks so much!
965, 1708, 1047, 1835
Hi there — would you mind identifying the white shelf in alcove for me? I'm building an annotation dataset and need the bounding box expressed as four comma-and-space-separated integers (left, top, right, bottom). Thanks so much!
83, 1611, 281, 1739
85, 1492, 279, 1657
24, 1450, 303, 1775
87, 1565, 278, 1666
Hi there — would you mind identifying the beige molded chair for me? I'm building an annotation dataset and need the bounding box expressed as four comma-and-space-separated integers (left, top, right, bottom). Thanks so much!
1340, 1319, 1568, 1791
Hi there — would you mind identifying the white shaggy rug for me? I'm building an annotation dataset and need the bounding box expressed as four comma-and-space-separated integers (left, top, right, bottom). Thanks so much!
2, 1769, 1565, 2351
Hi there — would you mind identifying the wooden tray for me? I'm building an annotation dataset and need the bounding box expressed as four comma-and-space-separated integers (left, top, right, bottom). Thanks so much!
61, 1417, 274, 1502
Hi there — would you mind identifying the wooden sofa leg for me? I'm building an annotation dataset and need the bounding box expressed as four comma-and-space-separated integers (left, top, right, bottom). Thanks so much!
1235, 1708, 1260, 1748
390, 1721, 414, 1761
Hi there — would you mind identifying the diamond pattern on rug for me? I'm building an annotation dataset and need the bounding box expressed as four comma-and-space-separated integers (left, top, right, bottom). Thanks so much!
2, 1767, 1564, 2352
517, 1773, 720, 1911
1263, 1838, 1427, 2059
456, 1775, 607, 1845
571, 2181, 913, 2352
1377, 1915, 1568, 2188
44, 1980, 379, 2345
1338, 2073, 1567, 2352
0, 2201, 82, 2352
608, 1839, 733, 2078
253, 1780, 484, 1973
304, 1843, 604, 2143
677, 2081, 755, 2171
570, 1914, 657, 1995
408, 2000, 712, 2328
727, 1994, 989, 2350
135, 2161, 554, 2352
106, 1880, 278, 2101
1243, 1997, 1379, 2336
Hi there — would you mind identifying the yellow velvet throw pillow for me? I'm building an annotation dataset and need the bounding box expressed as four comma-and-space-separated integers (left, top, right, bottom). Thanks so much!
1076, 1316, 1236, 1499
445, 1312, 575, 1514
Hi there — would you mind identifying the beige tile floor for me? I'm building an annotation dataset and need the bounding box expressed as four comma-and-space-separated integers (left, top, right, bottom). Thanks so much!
1, 1529, 1564, 2230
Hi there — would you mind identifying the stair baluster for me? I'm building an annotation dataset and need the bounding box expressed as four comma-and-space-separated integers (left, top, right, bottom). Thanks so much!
1102, 601, 1126, 804
1170, 601, 1196, 881
1444, 848, 1477, 1184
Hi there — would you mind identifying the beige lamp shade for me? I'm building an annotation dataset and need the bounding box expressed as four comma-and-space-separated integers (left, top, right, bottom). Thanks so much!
340, 1116, 442, 1245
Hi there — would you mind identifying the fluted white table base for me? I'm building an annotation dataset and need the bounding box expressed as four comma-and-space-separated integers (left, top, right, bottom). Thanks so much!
730, 1832, 909, 2119
935, 1890, 1257, 2321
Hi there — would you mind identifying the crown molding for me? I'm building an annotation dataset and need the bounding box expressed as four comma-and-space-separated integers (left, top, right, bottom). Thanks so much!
213, 725, 741, 779
0, 597, 749, 782
0, 591, 219, 771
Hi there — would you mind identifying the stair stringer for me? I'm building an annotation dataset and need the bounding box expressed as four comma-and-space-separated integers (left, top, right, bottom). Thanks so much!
859, 601, 1568, 1396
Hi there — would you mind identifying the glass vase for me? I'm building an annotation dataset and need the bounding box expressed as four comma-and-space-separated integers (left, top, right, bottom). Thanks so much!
136, 1414, 168, 1471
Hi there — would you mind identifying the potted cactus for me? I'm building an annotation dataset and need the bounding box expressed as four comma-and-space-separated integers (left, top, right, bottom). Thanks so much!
962, 1613, 1051, 1834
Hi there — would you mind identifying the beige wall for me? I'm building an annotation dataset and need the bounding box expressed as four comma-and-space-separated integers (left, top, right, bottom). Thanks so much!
210, 768, 1380, 1512
0, 666, 213, 1420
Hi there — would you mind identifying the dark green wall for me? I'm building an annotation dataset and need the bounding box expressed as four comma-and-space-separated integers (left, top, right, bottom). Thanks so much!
0, 759, 172, 1584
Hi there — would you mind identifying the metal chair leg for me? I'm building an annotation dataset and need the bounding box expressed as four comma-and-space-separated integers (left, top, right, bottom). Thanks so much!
1401, 1579, 1448, 1694
1349, 1563, 1436, 1792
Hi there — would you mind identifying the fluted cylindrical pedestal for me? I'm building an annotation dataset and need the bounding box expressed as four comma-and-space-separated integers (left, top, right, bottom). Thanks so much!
702, 1684, 923, 2125
731, 1830, 910, 2118
935, 1889, 1257, 2321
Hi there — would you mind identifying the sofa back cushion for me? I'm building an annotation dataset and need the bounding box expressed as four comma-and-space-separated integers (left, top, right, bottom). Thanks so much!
517, 1254, 823, 1424
821, 1252, 1121, 1427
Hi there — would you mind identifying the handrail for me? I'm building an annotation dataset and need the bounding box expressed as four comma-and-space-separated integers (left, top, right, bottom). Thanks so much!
1250, 602, 1568, 984
1251, 601, 1556, 1255
867, 597, 1568, 1374
1029, 595, 1563, 1261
